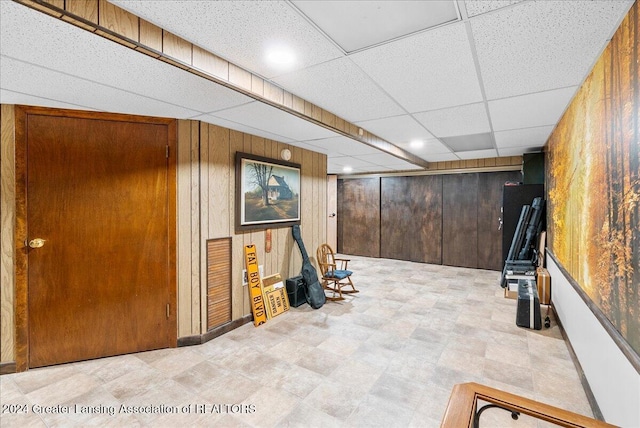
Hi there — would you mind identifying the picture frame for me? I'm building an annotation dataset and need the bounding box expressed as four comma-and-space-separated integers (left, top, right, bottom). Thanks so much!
235, 152, 301, 231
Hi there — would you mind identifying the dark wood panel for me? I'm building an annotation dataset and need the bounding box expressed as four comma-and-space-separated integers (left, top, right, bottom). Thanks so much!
380, 177, 412, 260
381, 175, 442, 263
477, 171, 522, 270
337, 178, 380, 257
442, 174, 478, 268
410, 175, 443, 264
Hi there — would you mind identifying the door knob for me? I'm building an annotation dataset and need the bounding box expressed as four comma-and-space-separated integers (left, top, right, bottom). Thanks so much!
28, 238, 46, 248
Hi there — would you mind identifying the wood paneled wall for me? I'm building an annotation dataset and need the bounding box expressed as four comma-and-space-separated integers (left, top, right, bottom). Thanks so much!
337, 178, 380, 257
176, 121, 326, 337
0, 108, 327, 364
339, 170, 521, 270
1, 105, 15, 363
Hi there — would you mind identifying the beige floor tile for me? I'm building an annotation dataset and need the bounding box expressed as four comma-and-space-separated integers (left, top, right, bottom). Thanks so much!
436, 348, 486, 377
0, 256, 597, 427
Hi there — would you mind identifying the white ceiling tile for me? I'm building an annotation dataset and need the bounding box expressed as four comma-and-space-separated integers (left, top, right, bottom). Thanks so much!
0, 56, 201, 119
210, 102, 338, 142
292, 1, 459, 53
395, 139, 452, 155
471, 0, 633, 99
413, 103, 490, 138
195, 114, 294, 144
0, 89, 97, 111
354, 115, 434, 145
0, 1, 253, 114
328, 156, 377, 169
456, 149, 498, 160
355, 152, 415, 168
273, 57, 404, 122
305, 136, 386, 157
489, 87, 577, 131
111, 0, 344, 79
464, 0, 524, 18
494, 126, 554, 149
350, 22, 483, 113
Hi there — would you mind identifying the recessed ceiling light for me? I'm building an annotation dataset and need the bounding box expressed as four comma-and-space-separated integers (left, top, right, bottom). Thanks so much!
265, 45, 296, 69
410, 140, 424, 149
343, 166, 353, 173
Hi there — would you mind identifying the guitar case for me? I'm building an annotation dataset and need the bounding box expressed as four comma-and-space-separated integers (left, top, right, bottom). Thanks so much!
291, 225, 326, 309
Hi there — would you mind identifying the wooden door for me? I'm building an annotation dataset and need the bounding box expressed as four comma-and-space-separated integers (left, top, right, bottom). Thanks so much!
327, 175, 337, 250
21, 108, 176, 368
477, 171, 521, 270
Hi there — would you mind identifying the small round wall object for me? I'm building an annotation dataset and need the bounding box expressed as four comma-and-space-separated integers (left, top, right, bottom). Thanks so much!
280, 148, 292, 161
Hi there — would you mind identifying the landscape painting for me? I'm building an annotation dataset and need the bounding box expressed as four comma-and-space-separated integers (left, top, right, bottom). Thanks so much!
236, 152, 300, 230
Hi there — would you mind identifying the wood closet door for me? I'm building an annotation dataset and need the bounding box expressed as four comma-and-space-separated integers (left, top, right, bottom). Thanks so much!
25, 112, 175, 368
477, 171, 522, 270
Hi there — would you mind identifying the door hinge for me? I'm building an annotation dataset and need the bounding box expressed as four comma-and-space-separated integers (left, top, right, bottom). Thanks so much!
166, 146, 169, 158
166, 303, 170, 319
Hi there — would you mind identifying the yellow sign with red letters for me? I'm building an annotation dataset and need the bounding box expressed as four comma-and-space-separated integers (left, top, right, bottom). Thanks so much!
244, 244, 267, 327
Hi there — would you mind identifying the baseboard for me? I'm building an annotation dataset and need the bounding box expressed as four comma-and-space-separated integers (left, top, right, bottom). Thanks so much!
177, 314, 252, 347
551, 304, 604, 421
0, 361, 17, 375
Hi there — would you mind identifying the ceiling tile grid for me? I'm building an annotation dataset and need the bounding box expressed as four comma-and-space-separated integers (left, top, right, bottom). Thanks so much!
349, 21, 484, 113
471, 0, 634, 100
111, 0, 344, 79
2, 0, 635, 173
273, 57, 405, 123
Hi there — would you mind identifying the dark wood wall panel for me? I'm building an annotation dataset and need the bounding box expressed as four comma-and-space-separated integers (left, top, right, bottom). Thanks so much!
442, 174, 479, 268
339, 171, 516, 271
477, 171, 522, 270
380, 176, 442, 263
380, 177, 413, 261
337, 178, 380, 257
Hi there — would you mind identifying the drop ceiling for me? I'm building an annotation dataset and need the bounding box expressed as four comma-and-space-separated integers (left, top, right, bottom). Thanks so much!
0, 0, 634, 174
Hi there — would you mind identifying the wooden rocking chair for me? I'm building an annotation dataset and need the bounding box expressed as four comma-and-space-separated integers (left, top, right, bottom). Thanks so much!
316, 244, 358, 301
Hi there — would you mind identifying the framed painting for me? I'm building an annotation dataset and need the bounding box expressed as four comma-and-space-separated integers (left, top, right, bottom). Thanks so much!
235, 152, 301, 231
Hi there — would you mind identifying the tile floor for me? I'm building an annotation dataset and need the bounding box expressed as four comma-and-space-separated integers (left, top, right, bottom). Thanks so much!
0, 256, 593, 427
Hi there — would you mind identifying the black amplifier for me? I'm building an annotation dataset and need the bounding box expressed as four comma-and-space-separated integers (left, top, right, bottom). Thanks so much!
285, 275, 307, 307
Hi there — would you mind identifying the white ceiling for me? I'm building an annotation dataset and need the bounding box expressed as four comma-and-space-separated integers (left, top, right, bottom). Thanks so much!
0, 0, 634, 175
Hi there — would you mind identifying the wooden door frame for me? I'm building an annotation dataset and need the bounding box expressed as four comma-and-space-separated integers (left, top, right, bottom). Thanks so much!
14, 105, 177, 371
